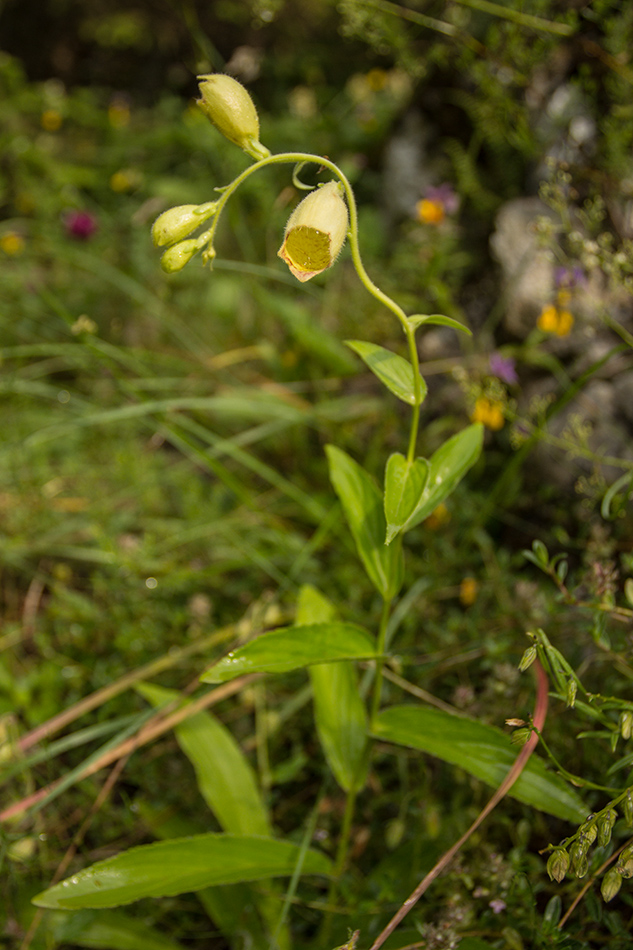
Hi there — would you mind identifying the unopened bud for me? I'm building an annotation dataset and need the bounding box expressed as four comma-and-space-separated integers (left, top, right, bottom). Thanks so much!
518, 645, 537, 672
278, 181, 349, 282
547, 849, 570, 883
197, 74, 270, 160
160, 239, 199, 273
510, 727, 531, 747
597, 810, 617, 848
569, 839, 589, 878
601, 867, 623, 902
624, 789, 633, 826
566, 678, 577, 708
620, 711, 633, 740
152, 202, 218, 247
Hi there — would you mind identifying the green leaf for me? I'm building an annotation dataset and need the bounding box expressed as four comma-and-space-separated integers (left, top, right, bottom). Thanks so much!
136, 682, 271, 836
200, 622, 378, 683
384, 453, 430, 545
402, 424, 484, 531
344, 340, 427, 406
33, 834, 332, 910
297, 586, 368, 793
407, 313, 471, 335
326, 444, 403, 598
51, 909, 188, 950
373, 706, 586, 822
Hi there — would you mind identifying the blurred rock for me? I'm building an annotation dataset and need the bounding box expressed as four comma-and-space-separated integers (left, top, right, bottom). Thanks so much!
490, 197, 557, 336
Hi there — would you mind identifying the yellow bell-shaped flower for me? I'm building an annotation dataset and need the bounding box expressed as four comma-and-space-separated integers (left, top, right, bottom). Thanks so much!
278, 181, 349, 283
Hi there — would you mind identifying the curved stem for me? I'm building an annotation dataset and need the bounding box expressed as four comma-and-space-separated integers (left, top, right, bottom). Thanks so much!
199, 150, 424, 457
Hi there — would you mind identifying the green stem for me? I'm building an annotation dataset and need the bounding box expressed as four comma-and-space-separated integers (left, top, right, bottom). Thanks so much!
370, 596, 393, 727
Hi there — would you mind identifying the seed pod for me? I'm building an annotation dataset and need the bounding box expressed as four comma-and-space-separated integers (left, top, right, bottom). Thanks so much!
601, 867, 623, 902
569, 839, 589, 878
579, 822, 597, 847
547, 849, 570, 883
623, 789, 633, 826
197, 74, 269, 160
160, 239, 199, 273
152, 202, 218, 247
620, 711, 633, 741
617, 844, 633, 879
597, 810, 617, 848
278, 181, 349, 282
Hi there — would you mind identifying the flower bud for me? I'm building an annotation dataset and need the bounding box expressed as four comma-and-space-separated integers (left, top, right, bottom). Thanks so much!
152, 202, 218, 247
518, 645, 537, 672
197, 74, 270, 160
278, 181, 349, 283
620, 710, 633, 740
566, 678, 577, 708
160, 239, 199, 274
597, 810, 617, 848
624, 789, 633, 826
547, 849, 570, 883
601, 867, 622, 902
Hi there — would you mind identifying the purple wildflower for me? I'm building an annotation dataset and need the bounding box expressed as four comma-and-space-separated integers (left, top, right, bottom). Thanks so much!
554, 266, 585, 289
65, 210, 98, 241
489, 899, 506, 914
425, 183, 459, 215
489, 352, 518, 385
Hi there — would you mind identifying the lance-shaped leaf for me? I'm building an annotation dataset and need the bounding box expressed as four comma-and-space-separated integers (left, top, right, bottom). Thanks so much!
326, 444, 403, 599
345, 340, 427, 406
136, 682, 271, 836
201, 622, 378, 683
33, 834, 332, 910
384, 453, 430, 545
402, 423, 483, 532
298, 586, 368, 793
373, 706, 585, 822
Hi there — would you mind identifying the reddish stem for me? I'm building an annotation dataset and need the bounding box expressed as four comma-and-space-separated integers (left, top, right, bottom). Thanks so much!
368, 660, 549, 950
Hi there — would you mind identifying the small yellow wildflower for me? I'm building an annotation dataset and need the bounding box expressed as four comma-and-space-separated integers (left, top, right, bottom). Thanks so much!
41, 109, 62, 132
110, 170, 131, 192
0, 232, 25, 256
471, 396, 504, 431
460, 577, 478, 607
416, 198, 445, 225
556, 309, 574, 336
537, 304, 574, 337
